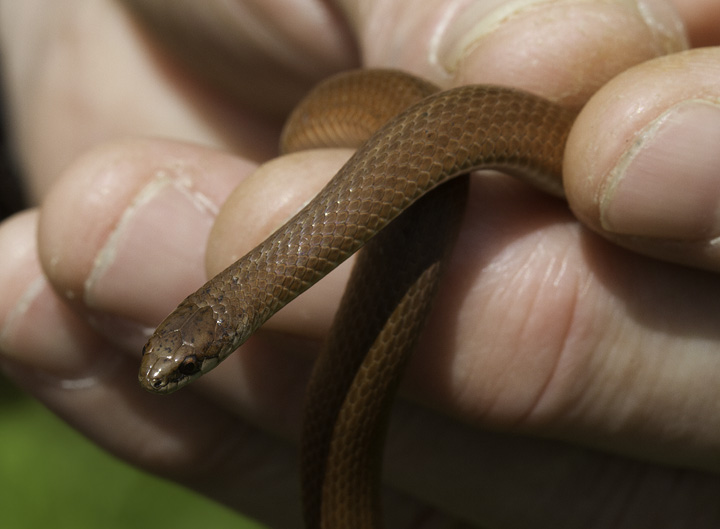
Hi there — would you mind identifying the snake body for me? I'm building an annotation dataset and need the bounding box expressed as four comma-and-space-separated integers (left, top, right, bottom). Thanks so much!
139, 70, 577, 528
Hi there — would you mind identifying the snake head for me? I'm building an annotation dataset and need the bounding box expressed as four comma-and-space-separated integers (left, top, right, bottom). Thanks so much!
139, 302, 225, 394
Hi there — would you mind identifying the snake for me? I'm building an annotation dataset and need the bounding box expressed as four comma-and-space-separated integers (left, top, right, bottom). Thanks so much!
139, 69, 577, 528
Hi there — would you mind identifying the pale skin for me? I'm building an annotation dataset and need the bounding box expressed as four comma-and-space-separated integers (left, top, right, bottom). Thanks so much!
1, 0, 720, 527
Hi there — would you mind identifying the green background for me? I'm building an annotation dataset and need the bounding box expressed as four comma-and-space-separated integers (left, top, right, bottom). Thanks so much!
0, 376, 261, 529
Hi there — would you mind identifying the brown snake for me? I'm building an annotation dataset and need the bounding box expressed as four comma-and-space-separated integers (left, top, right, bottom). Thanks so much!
139, 69, 577, 528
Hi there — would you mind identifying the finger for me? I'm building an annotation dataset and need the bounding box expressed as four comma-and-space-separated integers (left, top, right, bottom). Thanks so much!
0, 209, 309, 529
564, 47, 720, 271
338, 0, 687, 104
37, 138, 252, 348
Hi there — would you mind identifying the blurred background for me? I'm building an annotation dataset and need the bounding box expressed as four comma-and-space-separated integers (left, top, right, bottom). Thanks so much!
0, 374, 260, 529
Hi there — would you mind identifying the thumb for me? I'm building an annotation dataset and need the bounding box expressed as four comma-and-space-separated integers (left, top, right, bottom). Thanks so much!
564, 47, 720, 271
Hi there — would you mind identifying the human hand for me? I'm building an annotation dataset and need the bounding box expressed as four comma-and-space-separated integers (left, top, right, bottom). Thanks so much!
1, 1, 720, 527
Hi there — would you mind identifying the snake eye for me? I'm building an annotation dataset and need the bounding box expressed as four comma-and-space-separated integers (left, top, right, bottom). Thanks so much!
179, 356, 201, 376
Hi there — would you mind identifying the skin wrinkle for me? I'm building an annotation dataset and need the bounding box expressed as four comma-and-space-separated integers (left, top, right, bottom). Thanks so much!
453, 227, 545, 420
439, 198, 564, 424
491, 251, 553, 421
512, 246, 583, 429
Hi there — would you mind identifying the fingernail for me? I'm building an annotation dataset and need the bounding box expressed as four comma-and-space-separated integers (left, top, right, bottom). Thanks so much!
600, 101, 720, 240
85, 173, 217, 323
433, 0, 540, 73
434, 0, 595, 75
